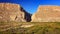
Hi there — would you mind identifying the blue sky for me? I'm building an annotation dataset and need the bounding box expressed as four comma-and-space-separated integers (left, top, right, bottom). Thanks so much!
0, 0, 60, 14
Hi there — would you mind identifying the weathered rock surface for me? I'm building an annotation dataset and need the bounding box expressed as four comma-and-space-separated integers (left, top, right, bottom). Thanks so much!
0, 3, 31, 22
20, 7, 32, 22
31, 5, 60, 22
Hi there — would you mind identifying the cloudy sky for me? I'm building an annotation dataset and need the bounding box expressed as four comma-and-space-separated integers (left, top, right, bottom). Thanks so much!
0, 0, 60, 14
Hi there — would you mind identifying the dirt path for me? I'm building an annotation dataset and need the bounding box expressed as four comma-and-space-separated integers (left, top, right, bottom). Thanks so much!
21, 24, 34, 28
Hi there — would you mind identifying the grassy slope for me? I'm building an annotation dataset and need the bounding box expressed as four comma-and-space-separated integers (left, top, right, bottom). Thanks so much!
0, 22, 60, 34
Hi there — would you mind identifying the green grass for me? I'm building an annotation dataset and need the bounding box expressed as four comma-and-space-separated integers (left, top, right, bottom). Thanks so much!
0, 22, 60, 34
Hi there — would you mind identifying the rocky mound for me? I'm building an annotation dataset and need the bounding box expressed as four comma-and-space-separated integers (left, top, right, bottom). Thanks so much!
31, 5, 60, 22
0, 3, 31, 22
